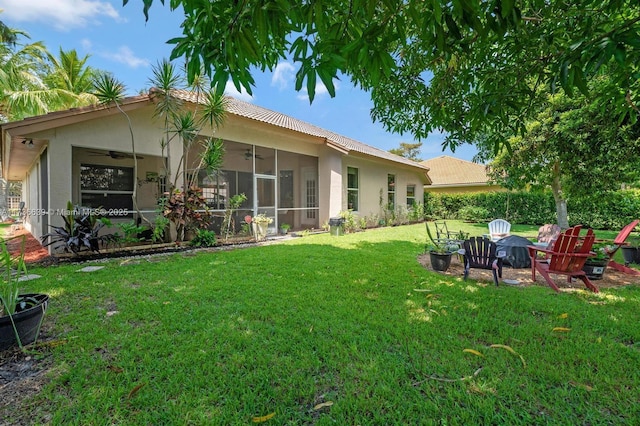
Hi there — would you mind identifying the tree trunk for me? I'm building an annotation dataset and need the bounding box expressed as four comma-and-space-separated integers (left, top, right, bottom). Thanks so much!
550, 161, 569, 228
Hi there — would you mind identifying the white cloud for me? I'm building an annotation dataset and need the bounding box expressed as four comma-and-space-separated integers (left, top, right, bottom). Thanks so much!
0, 0, 122, 31
101, 46, 149, 69
224, 81, 254, 103
271, 62, 295, 90
296, 80, 340, 102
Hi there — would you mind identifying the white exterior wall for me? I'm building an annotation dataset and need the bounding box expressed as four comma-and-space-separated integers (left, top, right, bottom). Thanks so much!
318, 146, 344, 221
26, 106, 168, 238
343, 155, 426, 218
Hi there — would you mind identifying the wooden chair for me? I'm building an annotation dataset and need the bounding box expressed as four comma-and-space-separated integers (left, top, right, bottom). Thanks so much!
601, 220, 640, 276
527, 225, 598, 293
461, 237, 503, 286
487, 219, 511, 241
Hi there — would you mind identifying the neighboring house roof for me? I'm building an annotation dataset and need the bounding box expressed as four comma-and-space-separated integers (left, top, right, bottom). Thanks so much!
1, 90, 431, 182
420, 155, 490, 188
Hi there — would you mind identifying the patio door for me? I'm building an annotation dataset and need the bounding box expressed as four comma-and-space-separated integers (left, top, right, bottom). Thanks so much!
255, 175, 276, 234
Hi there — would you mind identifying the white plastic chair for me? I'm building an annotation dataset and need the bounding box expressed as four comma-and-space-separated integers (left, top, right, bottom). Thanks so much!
488, 219, 511, 242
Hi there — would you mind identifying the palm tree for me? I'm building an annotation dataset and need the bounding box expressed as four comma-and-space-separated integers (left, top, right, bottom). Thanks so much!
43, 48, 99, 109
0, 26, 49, 121
0, 28, 99, 121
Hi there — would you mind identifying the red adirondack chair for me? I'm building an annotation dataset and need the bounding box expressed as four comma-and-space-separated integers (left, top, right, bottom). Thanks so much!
601, 220, 640, 276
527, 225, 599, 293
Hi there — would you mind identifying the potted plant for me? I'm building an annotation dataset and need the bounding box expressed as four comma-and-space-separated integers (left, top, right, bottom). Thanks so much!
280, 223, 291, 235
621, 235, 640, 266
582, 242, 610, 280
252, 214, 273, 241
0, 236, 49, 351
425, 222, 454, 272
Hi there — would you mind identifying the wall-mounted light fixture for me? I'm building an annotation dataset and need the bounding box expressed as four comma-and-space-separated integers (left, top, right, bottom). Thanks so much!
21, 138, 34, 148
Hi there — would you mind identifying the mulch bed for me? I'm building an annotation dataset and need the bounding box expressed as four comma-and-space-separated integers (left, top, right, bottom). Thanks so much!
3, 228, 51, 264
417, 253, 640, 290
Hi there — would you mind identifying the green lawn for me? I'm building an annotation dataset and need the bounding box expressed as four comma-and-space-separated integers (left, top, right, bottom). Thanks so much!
5, 223, 640, 424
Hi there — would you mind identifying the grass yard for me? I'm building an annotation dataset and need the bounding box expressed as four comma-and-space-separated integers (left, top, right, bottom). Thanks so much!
3, 223, 640, 424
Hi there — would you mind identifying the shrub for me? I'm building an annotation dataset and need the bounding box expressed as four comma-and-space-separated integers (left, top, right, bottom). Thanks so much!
423, 189, 640, 230
457, 206, 489, 222
189, 229, 217, 247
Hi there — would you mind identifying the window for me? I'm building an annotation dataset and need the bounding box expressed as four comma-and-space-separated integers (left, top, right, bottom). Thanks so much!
80, 164, 134, 214
407, 185, 416, 206
388, 174, 395, 209
347, 167, 359, 211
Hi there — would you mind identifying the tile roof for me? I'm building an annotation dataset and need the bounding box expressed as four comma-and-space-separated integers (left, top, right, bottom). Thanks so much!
168, 89, 429, 171
420, 155, 489, 187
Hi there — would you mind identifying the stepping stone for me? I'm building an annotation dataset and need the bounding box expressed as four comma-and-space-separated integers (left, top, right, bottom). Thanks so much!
18, 274, 41, 282
77, 266, 105, 272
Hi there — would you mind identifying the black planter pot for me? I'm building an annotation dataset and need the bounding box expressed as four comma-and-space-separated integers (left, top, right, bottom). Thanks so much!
582, 259, 608, 280
621, 247, 640, 265
430, 251, 453, 272
0, 293, 49, 351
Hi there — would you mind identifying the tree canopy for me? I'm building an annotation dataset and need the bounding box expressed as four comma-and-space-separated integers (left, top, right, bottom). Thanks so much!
486, 76, 640, 227
0, 21, 100, 121
388, 142, 423, 162
127, 0, 640, 153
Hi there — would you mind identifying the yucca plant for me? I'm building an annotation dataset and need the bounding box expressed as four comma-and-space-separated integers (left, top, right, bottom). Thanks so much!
0, 236, 27, 317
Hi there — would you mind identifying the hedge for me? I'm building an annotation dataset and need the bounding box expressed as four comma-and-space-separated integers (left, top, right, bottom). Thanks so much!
423, 190, 640, 231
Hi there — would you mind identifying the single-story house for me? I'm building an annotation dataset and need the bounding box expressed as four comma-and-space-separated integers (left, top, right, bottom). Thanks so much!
420, 155, 503, 193
1, 89, 431, 250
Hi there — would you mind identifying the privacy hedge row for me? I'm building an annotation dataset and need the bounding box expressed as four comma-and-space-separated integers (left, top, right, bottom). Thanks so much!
423, 190, 640, 230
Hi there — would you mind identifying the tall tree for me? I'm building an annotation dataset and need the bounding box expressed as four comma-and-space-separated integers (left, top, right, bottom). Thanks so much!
92, 73, 146, 223
0, 26, 98, 121
43, 48, 99, 109
0, 26, 48, 121
388, 142, 423, 161
126, 0, 640, 153
486, 76, 640, 228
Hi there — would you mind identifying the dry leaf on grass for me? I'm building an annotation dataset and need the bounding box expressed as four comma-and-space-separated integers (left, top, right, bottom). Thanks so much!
252, 412, 275, 423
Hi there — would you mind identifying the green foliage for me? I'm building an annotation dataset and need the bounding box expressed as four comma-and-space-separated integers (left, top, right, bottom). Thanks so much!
189, 229, 217, 247
408, 202, 425, 222
151, 213, 170, 243
116, 220, 146, 244
129, 0, 640, 154
457, 205, 489, 222
423, 190, 640, 230
388, 142, 423, 161
0, 236, 27, 316
339, 210, 358, 233
40, 202, 117, 254
221, 193, 248, 240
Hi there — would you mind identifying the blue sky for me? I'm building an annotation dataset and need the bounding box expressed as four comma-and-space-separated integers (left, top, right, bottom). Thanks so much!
0, 0, 478, 162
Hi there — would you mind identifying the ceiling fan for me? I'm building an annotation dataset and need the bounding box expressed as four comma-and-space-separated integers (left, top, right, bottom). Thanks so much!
244, 149, 263, 160
88, 150, 144, 160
